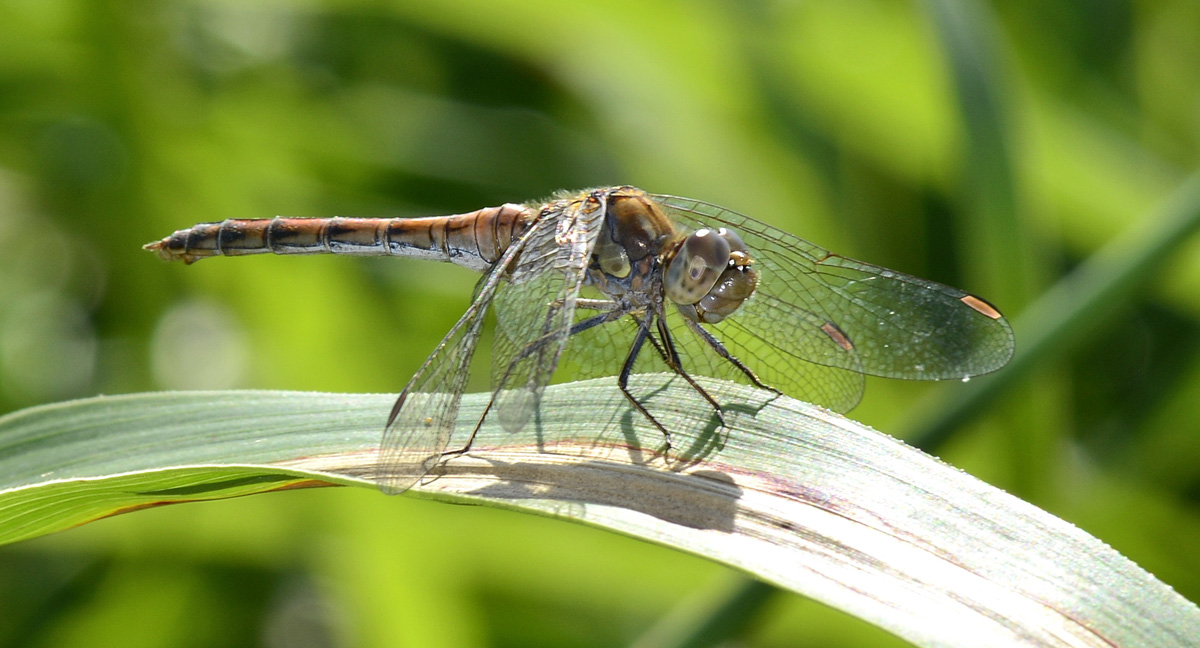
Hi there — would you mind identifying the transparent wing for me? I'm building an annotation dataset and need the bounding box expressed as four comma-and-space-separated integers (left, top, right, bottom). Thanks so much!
560, 291, 866, 412
650, 194, 1015, 410
491, 194, 606, 431
377, 212, 552, 494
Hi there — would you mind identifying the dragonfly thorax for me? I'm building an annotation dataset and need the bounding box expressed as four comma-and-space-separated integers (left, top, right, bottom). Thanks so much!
586, 190, 677, 314
591, 190, 675, 279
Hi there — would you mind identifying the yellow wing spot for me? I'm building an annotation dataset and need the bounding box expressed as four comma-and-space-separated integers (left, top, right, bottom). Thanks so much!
960, 294, 1003, 320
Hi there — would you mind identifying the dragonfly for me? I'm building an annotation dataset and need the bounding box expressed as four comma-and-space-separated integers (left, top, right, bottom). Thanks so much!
146, 186, 1015, 494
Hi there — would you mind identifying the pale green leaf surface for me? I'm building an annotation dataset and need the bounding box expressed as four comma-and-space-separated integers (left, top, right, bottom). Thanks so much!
0, 377, 1196, 648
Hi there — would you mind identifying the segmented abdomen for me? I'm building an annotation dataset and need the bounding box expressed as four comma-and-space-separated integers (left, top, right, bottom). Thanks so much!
144, 203, 536, 272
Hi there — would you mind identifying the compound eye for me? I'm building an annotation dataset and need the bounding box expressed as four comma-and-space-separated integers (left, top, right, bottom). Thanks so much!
715, 227, 747, 253
665, 229, 731, 305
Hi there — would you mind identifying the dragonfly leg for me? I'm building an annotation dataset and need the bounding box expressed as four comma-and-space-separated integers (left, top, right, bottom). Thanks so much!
627, 312, 728, 427
682, 317, 780, 394
439, 398, 495, 460
440, 309, 627, 458
653, 314, 727, 426
618, 316, 676, 451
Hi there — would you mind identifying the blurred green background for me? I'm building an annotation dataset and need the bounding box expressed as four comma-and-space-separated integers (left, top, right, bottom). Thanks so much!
2, 0, 1199, 646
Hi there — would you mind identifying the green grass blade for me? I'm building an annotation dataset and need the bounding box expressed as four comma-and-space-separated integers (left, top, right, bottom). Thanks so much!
926, 0, 1030, 306
1, 377, 1196, 646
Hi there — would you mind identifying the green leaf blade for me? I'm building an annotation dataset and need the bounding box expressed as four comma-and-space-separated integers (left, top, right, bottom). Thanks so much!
1, 379, 1196, 647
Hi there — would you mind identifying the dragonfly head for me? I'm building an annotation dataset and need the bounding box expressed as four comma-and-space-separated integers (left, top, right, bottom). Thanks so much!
667, 227, 758, 324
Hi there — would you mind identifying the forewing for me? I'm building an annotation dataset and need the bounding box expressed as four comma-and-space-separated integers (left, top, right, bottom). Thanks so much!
491, 195, 605, 431
652, 194, 1014, 408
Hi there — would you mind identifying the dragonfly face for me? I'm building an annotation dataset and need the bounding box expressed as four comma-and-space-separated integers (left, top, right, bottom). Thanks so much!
667, 227, 758, 324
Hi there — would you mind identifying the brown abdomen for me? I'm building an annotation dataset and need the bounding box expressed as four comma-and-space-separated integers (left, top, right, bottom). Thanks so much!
144, 204, 535, 272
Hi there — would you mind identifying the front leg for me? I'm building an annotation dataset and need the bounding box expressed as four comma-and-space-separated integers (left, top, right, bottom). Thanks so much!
682, 317, 778, 394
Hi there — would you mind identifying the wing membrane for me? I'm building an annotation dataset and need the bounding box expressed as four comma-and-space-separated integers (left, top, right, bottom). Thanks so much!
652, 194, 1014, 410
377, 211, 553, 494
491, 195, 605, 431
